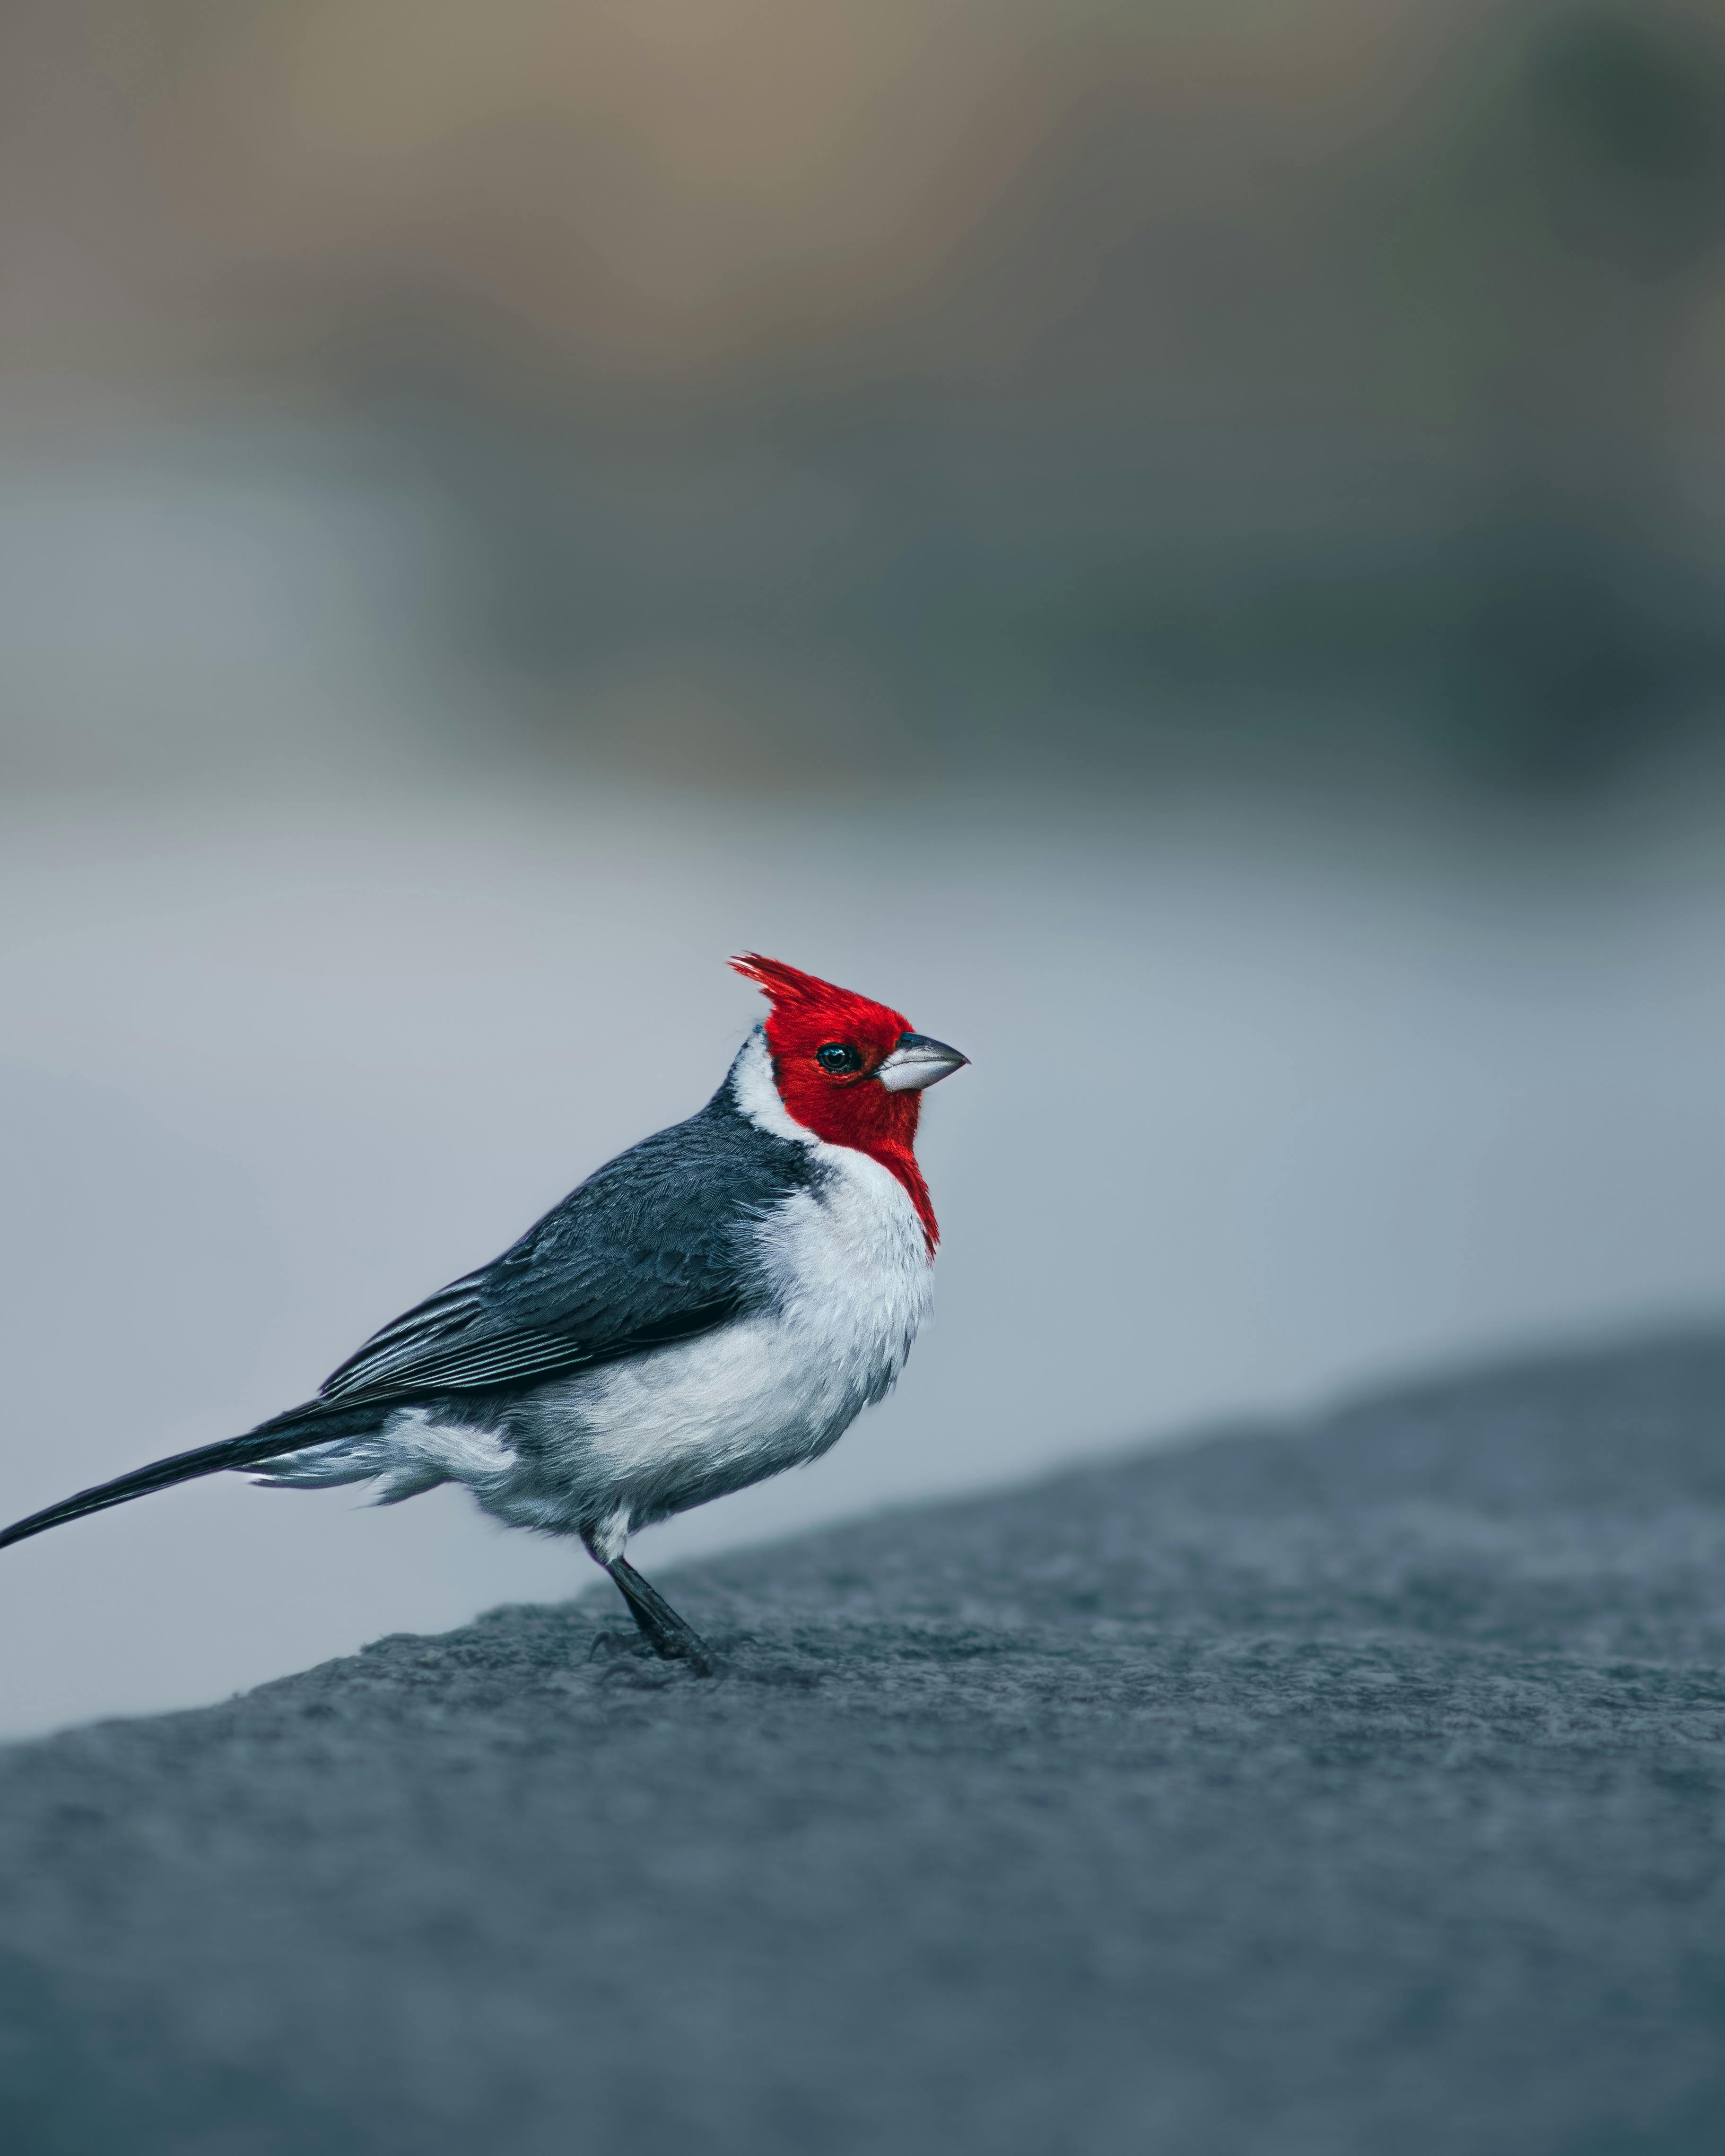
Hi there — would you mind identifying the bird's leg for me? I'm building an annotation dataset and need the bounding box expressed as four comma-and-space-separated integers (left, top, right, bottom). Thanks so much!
605, 1557, 717, 1677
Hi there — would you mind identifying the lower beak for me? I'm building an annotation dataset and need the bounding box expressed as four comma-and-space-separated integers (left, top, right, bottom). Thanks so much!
876, 1035, 970, 1093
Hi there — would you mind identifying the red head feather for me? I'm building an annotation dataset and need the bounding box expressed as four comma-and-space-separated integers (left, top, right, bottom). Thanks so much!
730, 954, 938, 1249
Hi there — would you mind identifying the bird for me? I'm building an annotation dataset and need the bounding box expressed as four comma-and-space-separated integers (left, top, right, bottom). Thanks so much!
0, 956, 967, 1676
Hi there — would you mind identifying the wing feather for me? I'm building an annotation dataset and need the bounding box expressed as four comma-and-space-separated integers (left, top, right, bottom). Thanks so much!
312, 1082, 816, 1414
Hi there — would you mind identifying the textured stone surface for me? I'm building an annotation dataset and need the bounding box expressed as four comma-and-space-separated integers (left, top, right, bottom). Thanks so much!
6, 1334, 1725, 2154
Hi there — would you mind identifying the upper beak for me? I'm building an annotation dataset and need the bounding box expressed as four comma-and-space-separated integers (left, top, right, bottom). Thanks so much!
876, 1034, 970, 1093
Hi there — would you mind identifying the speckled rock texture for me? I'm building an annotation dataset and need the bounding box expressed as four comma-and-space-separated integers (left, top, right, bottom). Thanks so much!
5, 1335, 1725, 2156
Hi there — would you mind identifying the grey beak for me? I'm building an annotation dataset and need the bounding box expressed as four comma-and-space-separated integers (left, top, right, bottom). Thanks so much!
876, 1034, 970, 1093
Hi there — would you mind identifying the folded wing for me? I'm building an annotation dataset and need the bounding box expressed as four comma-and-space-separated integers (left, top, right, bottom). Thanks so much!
314, 1090, 814, 1414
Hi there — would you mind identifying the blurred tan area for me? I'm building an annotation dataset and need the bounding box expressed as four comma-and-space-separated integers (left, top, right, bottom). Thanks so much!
5, 0, 1725, 788
8, 3, 1725, 1736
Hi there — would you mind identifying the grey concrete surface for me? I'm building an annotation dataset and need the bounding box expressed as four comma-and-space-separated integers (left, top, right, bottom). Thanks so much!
5, 1333, 1725, 2154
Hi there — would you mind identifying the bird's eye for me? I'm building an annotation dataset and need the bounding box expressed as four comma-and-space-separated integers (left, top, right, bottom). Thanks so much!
816, 1042, 863, 1075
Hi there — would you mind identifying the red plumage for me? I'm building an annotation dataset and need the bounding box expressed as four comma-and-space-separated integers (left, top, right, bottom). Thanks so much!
730, 954, 938, 1248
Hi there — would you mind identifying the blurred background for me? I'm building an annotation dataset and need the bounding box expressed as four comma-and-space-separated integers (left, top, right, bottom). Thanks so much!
7, 0, 1725, 1736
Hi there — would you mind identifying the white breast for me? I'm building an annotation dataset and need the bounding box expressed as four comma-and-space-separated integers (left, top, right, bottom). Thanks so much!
755, 1139, 934, 1420
561, 1140, 932, 1530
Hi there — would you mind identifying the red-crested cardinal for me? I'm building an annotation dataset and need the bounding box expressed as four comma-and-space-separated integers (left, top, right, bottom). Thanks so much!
0, 957, 968, 1674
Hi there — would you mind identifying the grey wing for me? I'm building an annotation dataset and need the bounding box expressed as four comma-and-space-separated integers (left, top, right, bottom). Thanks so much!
313, 1094, 813, 1414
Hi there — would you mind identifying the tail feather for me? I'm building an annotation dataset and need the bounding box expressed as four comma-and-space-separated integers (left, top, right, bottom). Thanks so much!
0, 1402, 374, 1553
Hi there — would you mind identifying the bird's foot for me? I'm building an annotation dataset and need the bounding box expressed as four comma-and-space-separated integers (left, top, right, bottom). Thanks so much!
605, 1557, 720, 1678
645, 1620, 719, 1678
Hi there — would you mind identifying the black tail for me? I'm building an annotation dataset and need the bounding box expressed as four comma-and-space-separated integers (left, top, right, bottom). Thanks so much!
0, 1402, 369, 1552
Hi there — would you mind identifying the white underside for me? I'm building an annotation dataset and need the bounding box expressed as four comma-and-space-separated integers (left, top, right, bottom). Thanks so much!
258, 1032, 933, 1561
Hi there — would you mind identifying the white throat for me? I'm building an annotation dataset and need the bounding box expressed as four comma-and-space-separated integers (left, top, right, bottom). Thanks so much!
728, 1026, 817, 1146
